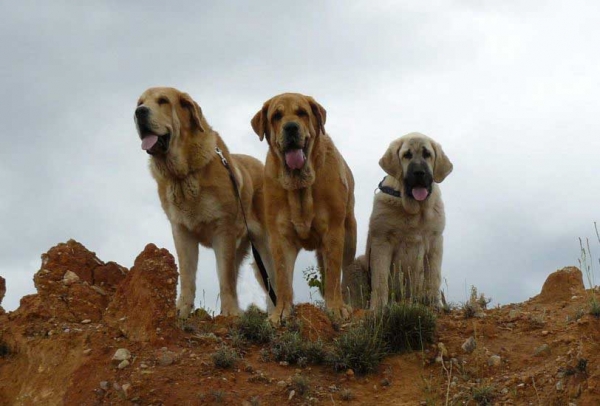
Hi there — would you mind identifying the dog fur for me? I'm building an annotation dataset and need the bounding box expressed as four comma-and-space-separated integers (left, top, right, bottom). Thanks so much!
343, 132, 453, 310
251, 93, 357, 324
135, 87, 274, 318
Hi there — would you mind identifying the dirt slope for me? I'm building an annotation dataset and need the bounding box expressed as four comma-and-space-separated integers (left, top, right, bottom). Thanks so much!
1, 241, 599, 405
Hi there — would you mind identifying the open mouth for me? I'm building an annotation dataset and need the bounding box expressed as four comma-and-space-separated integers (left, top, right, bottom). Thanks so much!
283, 143, 308, 170
406, 183, 432, 201
140, 131, 171, 155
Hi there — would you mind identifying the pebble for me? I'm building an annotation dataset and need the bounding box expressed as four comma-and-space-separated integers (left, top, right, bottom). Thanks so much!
346, 369, 355, 377
288, 390, 295, 400
279, 361, 289, 366
99, 381, 109, 390
63, 270, 80, 285
140, 363, 148, 369
542, 330, 549, 336
556, 380, 564, 392
462, 337, 477, 354
534, 344, 551, 357
118, 360, 130, 369
277, 380, 287, 388
122, 383, 131, 397
112, 348, 131, 363
81, 319, 91, 324
157, 352, 174, 366
83, 349, 92, 355
488, 355, 502, 367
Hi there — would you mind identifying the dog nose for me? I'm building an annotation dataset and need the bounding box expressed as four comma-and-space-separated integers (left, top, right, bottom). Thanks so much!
413, 169, 426, 179
135, 106, 150, 120
283, 121, 299, 135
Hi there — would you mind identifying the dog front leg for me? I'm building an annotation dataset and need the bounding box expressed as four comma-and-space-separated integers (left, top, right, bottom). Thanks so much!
213, 233, 241, 316
322, 224, 352, 319
268, 232, 298, 325
369, 240, 393, 310
172, 224, 199, 319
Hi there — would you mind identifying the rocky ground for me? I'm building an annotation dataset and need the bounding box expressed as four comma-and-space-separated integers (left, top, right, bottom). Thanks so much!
1, 240, 599, 405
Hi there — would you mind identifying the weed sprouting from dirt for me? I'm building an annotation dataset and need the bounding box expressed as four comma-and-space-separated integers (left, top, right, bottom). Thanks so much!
579, 223, 600, 317
303, 265, 324, 297
212, 345, 239, 369
268, 331, 327, 365
210, 389, 226, 403
292, 374, 311, 396
339, 388, 354, 401
461, 286, 490, 319
471, 385, 495, 405
331, 321, 387, 374
236, 305, 275, 344
366, 302, 436, 354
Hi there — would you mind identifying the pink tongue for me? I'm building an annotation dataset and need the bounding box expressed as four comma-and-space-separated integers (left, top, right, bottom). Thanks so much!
285, 149, 306, 170
412, 187, 429, 201
141, 135, 158, 151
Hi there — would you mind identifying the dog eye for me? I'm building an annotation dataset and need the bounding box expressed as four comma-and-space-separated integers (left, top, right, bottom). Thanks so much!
422, 149, 431, 158
157, 97, 169, 105
403, 151, 413, 159
297, 109, 308, 117
271, 112, 282, 122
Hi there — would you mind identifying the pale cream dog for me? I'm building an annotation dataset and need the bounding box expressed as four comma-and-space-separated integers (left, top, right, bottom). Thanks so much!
343, 132, 453, 310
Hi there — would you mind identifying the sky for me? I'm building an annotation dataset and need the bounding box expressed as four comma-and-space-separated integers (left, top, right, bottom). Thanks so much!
1, 1, 599, 312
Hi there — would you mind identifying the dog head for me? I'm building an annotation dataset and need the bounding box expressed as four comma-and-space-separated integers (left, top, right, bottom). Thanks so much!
134, 87, 206, 157
251, 93, 326, 177
379, 132, 453, 201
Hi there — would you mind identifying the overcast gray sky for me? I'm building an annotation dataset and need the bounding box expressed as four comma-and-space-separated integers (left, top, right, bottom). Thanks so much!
1, 1, 599, 312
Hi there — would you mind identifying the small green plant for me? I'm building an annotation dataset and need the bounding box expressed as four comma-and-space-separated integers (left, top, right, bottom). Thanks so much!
292, 374, 311, 396
269, 331, 328, 365
340, 388, 354, 401
461, 286, 490, 318
472, 385, 495, 405
303, 266, 324, 297
330, 322, 388, 374
236, 305, 275, 344
590, 297, 600, 318
212, 345, 239, 369
579, 223, 600, 317
249, 395, 261, 406
366, 302, 436, 354
210, 389, 226, 403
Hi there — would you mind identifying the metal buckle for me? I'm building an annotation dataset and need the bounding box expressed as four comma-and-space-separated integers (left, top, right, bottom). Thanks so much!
215, 147, 228, 166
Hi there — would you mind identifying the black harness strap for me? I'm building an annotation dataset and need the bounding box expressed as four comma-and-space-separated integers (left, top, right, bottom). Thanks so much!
215, 147, 277, 306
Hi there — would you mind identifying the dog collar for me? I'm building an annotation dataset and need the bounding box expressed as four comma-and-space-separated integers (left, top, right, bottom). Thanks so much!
378, 177, 401, 198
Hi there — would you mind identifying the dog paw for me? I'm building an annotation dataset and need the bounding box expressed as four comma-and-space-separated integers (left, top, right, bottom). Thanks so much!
176, 297, 194, 319
328, 303, 353, 320
221, 306, 241, 317
268, 303, 293, 326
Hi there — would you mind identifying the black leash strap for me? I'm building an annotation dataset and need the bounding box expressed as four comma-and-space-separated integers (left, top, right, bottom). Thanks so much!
215, 147, 277, 306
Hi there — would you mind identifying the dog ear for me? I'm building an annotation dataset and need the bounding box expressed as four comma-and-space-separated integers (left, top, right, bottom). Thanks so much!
179, 92, 206, 132
432, 140, 453, 183
306, 96, 327, 136
379, 138, 404, 179
251, 101, 270, 142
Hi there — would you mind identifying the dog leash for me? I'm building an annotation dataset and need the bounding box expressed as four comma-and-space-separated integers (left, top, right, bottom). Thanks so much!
215, 147, 277, 306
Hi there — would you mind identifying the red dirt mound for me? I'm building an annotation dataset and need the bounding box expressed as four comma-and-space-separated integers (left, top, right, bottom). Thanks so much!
104, 243, 179, 343
295, 303, 335, 342
535, 266, 586, 303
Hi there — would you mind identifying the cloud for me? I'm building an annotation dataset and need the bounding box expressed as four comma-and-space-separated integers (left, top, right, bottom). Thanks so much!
1, 1, 599, 312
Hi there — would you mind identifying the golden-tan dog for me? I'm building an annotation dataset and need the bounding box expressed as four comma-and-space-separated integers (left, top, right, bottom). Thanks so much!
343, 132, 453, 310
135, 87, 274, 318
251, 93, 357, 324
